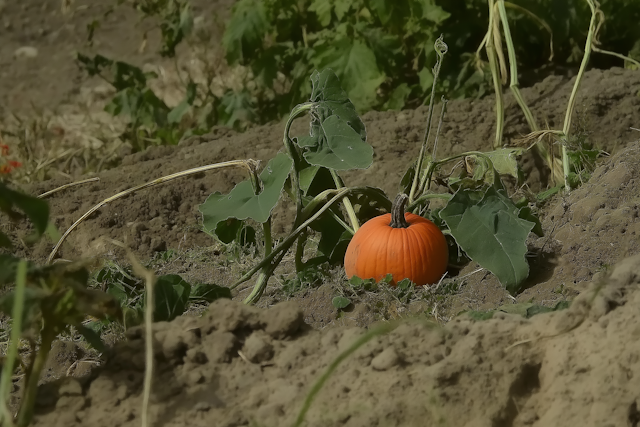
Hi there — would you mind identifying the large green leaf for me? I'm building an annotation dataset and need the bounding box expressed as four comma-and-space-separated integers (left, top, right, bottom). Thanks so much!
301, 115, 373, 170
308, 68, 366, 138
295, 69, 373, 171
154, 275, 191, 322
199, 153, 293, 234
440, 187, 535, 294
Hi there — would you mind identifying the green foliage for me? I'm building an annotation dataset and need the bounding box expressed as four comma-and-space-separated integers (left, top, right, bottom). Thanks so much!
222, 0, 640, 126
295, 70, 372, 170
200, 70, 382, 273
440, 187, 537, 294
129, 0, 194, 57
332, 296, 351, 309
199, 153, 293, 237
280, 265, 331, 297
76, 53, 216, 152
93, 261, 230, 326
223, 0, 453, 114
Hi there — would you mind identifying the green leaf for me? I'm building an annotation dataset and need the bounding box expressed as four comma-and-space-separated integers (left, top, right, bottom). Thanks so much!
302, 115, 374, 170
349, 276, 365, 286
416, 0, 451, 23
190, 283, 232, 302
309, 0, 333, 26
199, 153, 293, 234
468, 148, 524, 179
0, 183, 50, 245
369, 0, 395, 25
312, 39, 385, 111
237, 225, 257, 247
223, 0, 270, 64
419, 66, 435, 93
396, 278, 414, 289
217, 89, 256, 128
76, 324, 106, 353
518, 205, 543, 237
536, 185, 562, 203
154, 275, 191, 322
440, 187, 535, 294
333, 1, 350, 20
332, 296, 351, 309
308, 68, 366, 138
214, 218, 244, 244
383, 83, 411, 110
299, 165, 336, 195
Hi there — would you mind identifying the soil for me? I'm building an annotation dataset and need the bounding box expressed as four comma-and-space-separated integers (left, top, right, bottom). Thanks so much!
3, 0, 640, 425
26, 256, 640, 427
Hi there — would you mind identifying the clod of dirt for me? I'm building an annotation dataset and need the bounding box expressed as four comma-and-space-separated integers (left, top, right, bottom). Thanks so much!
30, 252, 640, 427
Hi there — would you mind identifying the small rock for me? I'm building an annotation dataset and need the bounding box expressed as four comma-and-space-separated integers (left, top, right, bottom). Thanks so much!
115, 384, 129, 402
150, 237, 167, 252
186, 349, 208, 364
58, 378, 82, 396
187, 370, 205, 385
14, 46, 38, 59
161, 333, 187, 362
371, 347, 401, 371
202, 331, 238, 363
242, 332, 274, 363
263, 301, 304, 339
193, 401, 211, 412
205, 299, 261, 333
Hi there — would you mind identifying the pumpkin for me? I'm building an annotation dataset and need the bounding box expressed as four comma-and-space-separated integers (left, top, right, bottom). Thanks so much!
344, 193, 448, 286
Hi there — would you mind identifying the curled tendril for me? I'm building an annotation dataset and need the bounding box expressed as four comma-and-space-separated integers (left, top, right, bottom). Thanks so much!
435, 34, 448, 56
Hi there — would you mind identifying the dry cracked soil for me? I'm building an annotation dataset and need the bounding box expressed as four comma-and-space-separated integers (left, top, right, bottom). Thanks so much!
3, 1, 640, 426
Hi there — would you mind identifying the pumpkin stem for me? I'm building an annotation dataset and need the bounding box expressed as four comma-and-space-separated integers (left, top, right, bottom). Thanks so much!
389, 194, 410, 228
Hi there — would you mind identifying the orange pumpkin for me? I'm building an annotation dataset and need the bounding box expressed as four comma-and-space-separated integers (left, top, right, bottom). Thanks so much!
344, 194, 448, 286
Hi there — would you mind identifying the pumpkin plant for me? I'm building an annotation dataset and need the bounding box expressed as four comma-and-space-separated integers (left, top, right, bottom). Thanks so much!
199, 42, 543, 302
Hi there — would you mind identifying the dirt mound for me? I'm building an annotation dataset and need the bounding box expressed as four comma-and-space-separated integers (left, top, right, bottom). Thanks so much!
28, 252, 640, 427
